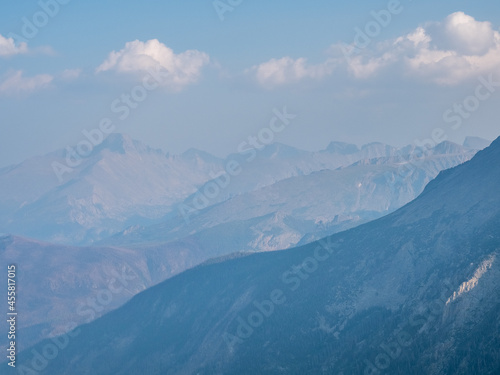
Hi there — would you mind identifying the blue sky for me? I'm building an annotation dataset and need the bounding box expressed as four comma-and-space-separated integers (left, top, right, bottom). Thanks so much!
1, 0, 499, 167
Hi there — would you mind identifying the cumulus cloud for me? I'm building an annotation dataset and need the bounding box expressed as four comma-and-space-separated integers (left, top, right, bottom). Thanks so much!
0, 34, 28, 57
438, 12, 496, 56
96, 39, 210, 90
249, 12, 500, 87
342, 12, 500, 85
0, 70, 53, 95
248, 57, 337, 89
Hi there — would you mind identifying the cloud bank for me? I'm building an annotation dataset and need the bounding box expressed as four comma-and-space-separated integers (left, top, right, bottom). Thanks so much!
250, 12, 500, 88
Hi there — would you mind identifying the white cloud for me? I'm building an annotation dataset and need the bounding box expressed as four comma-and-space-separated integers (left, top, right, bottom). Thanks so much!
0, 70, 53, 95
440, 12, 496, 56
0, 34, 28, 57
343, 12, 500, 85
96, 39, 210, 90
248, 57, 336, 89
249, 12, 500, 88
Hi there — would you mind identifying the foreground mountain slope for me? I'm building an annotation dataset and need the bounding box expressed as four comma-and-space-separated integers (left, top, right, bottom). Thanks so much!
0, 229, 265, 354
16, 136, 500, 374
1, 143, 476, 356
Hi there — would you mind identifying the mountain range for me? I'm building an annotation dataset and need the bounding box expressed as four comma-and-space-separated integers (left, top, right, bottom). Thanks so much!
13, 136, 500, 374
102, 138, 479, 251
0, 134, 491, 356
0, 134, 486, 247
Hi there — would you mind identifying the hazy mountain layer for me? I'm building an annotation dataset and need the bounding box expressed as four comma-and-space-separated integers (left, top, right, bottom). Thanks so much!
15, 137, 500, 374
0, 134, 485, 245
0, 138, 483, 356
103, 141, 477, 252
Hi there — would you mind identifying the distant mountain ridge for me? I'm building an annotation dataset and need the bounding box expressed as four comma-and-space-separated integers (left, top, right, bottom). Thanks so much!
0, 134, 489, 359
0, 134, 224, 244
15, 135, 500, 374
101, 139, 477, 251
0, 134, 489, 246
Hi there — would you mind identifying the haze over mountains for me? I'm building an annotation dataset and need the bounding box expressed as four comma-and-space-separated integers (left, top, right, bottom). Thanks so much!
15, 137, 500, 374
0, 134, 223, 244
3, 1, 500, 373
102, 138, 480, 251
0, 134, 486, 247
0, 134, 491, 355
